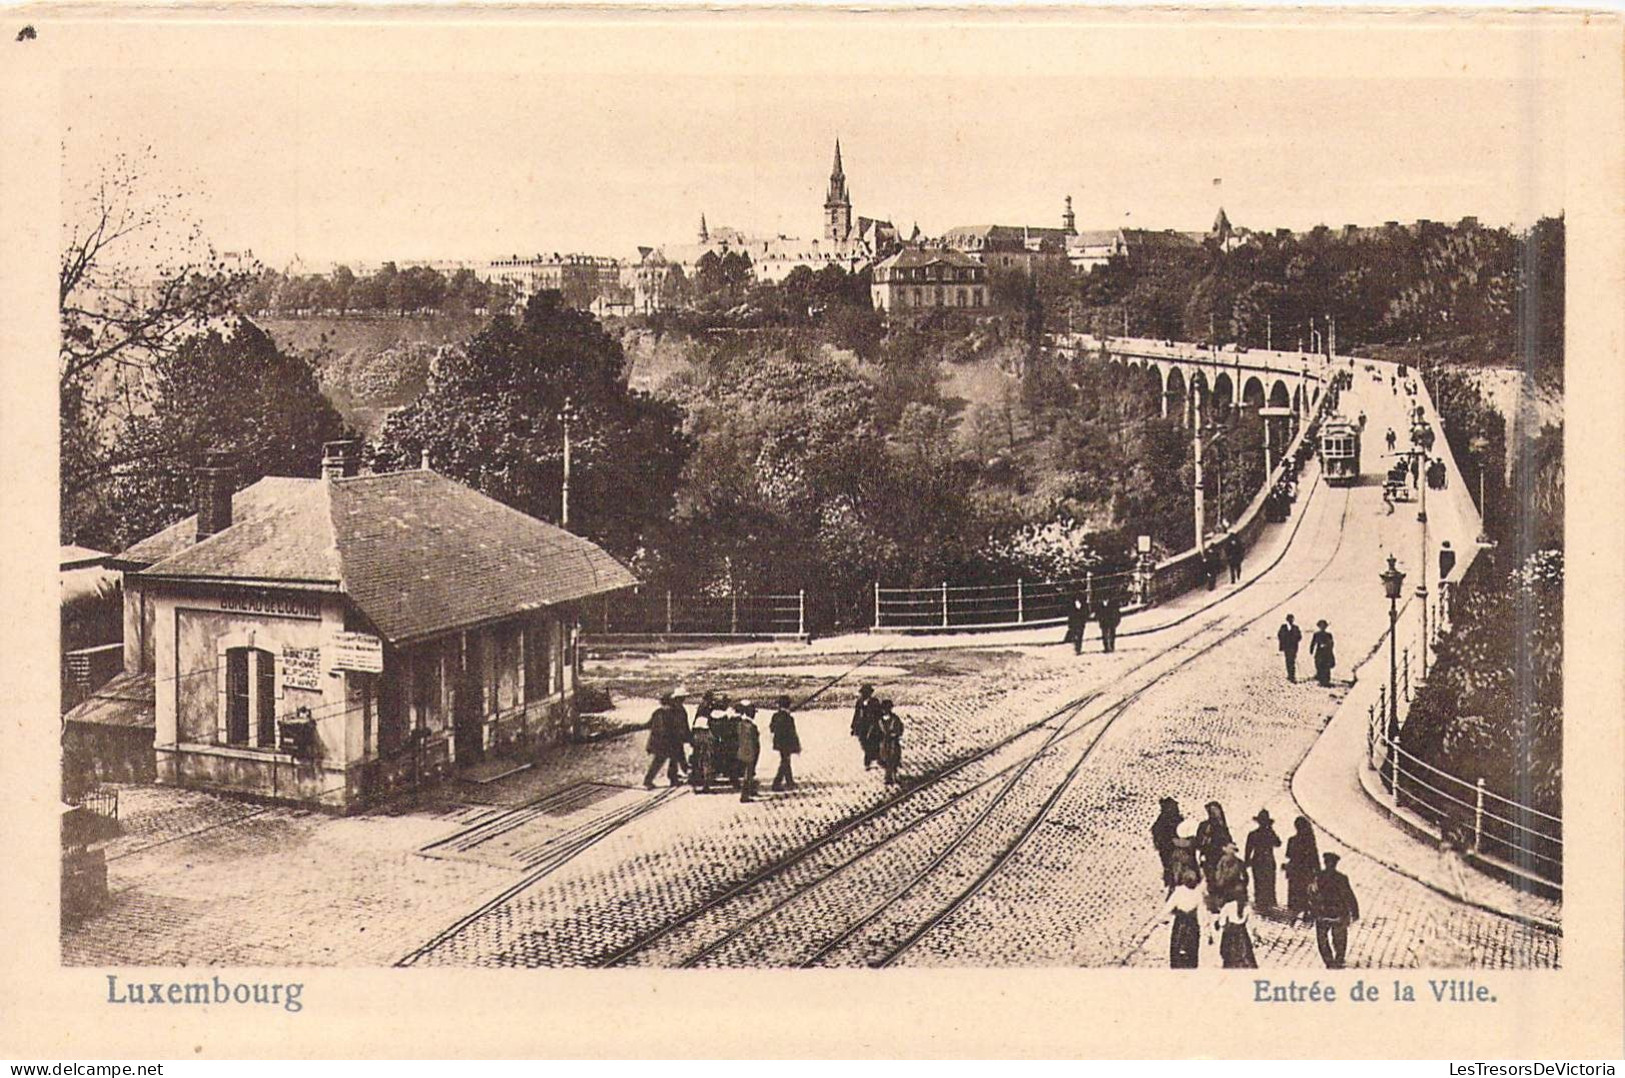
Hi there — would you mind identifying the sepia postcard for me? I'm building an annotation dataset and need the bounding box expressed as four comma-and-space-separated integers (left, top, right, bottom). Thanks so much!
1, 4, 1621, 1061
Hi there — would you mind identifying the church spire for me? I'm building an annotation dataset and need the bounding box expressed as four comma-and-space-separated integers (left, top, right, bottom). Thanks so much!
824, 138, 852, 243
698, 212, 709, 243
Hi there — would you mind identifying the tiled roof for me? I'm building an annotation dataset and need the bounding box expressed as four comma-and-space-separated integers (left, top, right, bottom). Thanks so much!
115, 478, 316, 568
877, 248, 983, 270
61, 544, 111, 569
941, 224, 1072, 250
1070, 229, 1125, 248
125, 471, 637, 644
138, 484, 341, 584
328, 470, 637, 643
63, 671, 155, 729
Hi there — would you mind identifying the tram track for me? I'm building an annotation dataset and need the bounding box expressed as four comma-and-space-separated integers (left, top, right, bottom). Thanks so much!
866, 485, 1355, 969
409, 470, 1343, 969
607, 484, 1351, 969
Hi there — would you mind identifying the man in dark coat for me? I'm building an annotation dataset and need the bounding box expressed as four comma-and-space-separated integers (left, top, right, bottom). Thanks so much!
711, 696, 739, 787
1438, 540, 1457, 584
1277, 614, 1302, 682
1225, 535, 1243, 583
642, 689, 690, 789
875, 699, 905, 787
1096, 596, 1123, 654
1203, 546, 1221, 591
1310, 620, 1336, 687
1150, 797, 1184, 889
769, 694, 800, 791
1063, 597, 1090, 655
851, 684, 881, 769
735, 702, 762, 803
1311, 852, 1360, 968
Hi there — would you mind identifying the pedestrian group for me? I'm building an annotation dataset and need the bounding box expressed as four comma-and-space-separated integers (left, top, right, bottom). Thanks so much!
1153, 799, 1360, 969
644, 682, 914, 802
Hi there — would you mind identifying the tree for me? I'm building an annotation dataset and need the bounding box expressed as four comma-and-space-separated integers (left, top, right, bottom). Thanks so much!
330, 264, 356, 314
60, 153, 258, 542
80, 317, 347, 550
372, 292, 689, 558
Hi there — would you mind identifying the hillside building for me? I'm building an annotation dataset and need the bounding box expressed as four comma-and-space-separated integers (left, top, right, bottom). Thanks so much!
871, 247, 988, 312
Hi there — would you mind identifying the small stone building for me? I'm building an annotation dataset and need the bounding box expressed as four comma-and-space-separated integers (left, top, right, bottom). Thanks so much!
96, 443, 635, 812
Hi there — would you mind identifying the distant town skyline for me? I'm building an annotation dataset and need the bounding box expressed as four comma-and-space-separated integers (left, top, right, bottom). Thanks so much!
60, 23, 1566, 270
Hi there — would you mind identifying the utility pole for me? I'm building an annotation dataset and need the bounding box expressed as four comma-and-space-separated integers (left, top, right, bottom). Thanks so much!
559, 396, 578, 529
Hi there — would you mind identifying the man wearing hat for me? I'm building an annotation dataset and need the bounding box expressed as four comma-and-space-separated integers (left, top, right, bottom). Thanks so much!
734, 701, 762, 802
1150, 797, 1184, 889
1245, 809, 1282, 910
643, 688, 691, 789
769, 695, 801, 792
875, 698, 905, 787
1311, 852, 1361, 968
852, 684, 882, 770
1277, 614, 1302, 683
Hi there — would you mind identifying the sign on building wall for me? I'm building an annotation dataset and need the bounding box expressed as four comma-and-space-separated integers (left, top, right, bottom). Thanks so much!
329, 631, 384, 673
213, 591, 324, 620
281, 645, 322, 691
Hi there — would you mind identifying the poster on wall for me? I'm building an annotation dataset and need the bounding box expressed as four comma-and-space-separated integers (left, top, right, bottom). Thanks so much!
281, 645, 322, 691
329, 631, 384, 673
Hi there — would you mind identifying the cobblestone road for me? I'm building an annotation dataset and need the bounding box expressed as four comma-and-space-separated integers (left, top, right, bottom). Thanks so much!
64, 371, 1558, 970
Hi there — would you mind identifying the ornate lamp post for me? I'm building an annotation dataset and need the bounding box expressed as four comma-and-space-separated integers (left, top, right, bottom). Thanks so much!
1411, 418, 1435, 675
1469, 433, 1491, 545
558, 396, 579, 529
1381, 554, 1407, 799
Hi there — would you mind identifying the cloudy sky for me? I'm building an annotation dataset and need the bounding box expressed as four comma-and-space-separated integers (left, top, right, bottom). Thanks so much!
58, 15, 1567, 269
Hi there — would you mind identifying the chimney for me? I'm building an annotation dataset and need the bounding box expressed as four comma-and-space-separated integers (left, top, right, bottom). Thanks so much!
195, 450, 236, 542
322, 439, 360, 481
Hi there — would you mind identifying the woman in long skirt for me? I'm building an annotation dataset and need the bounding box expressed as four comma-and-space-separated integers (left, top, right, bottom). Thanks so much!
1217, 897, 1259, 969
1165, 870, 1204, 969
1284, 815, 1320, 918
1246, 810, 1282, 911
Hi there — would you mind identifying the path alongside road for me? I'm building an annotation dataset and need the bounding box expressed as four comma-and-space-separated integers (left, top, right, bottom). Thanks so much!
63, 358, 1556, 970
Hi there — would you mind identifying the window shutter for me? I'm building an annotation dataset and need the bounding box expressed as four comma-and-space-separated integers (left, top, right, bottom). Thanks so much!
255, 648, 277, 748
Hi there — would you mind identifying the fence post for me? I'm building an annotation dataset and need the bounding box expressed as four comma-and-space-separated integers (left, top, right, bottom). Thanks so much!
798, 590, 806, 638
873, 582, 881, 630
602, 594, 609, 634
1017, 579, 1025, 624
1392, 727, 1402, 807
666, 590, 674, 635
1086, 570, 1094, 610
1473, 778, 1485, 853
941, 581, 949, 628
731, 593, 738, 636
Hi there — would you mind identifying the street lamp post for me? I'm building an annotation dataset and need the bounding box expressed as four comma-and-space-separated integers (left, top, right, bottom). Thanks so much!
1381, 554, 1407, 801
1412, 419, 1436, 676
1469, 434, 1491, 545
558, 396, 578, 529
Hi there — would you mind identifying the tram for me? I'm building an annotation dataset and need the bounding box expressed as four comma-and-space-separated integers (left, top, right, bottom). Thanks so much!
1318, 416, 1362, 486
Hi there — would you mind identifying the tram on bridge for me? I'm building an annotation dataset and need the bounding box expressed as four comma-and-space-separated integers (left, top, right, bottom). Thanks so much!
1318, 416, 1362, 486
